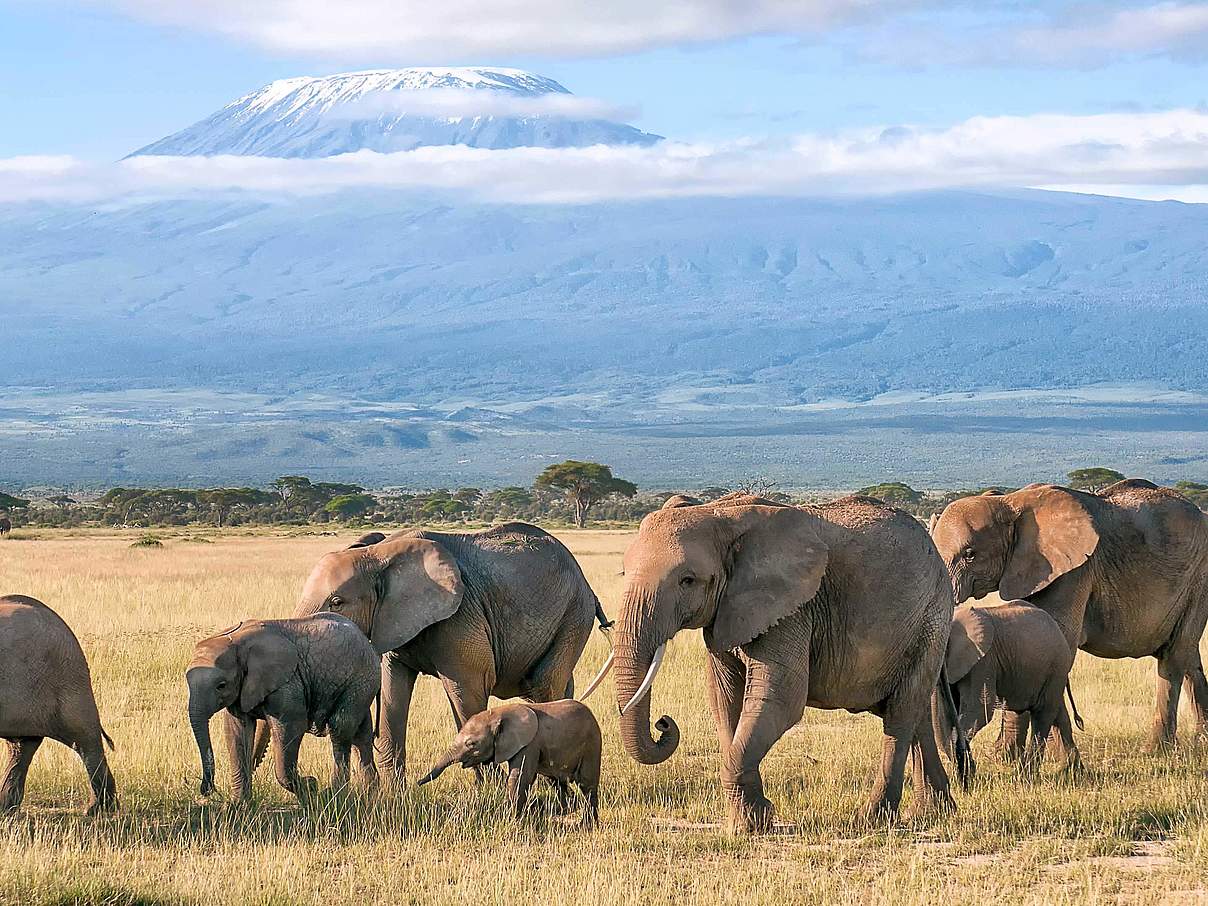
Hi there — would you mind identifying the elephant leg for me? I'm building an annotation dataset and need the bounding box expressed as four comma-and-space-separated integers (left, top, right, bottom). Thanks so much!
722, 642, 808, 833
223, 712, 256, 801
1181, 650, 1208, 740
575, 759, 601, 829
1148, 651, 1189, 753
442, 674, 495, 784
1021, 705, 1058, 779
377, 653, 417, 784
72, 734, 117, 816
270, 716, 317, 802
353, 713, 378, 793
505, 751, 539, 818
330, 736, 352, 792
1053, 704, 1083, 775
0, 737, 43, 812
522, 615, 592, 703
909, 704, 955, 816
998, 709, 1028, 763
707, 649, 746, 752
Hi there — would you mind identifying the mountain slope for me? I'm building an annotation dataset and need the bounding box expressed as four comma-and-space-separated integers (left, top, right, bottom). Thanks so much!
129, 68, 661, 157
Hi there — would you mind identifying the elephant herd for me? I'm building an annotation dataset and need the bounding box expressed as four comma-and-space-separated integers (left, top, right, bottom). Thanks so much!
2, 479, 1206, 834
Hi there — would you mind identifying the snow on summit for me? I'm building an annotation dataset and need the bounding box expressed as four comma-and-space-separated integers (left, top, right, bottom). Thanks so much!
129, 68, 660, 158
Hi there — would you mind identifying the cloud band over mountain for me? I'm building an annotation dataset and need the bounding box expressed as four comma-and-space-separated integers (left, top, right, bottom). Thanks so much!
4, 109, 1208, 204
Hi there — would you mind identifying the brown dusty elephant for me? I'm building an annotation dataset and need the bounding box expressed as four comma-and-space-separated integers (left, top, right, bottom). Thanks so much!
940, 601, 1083, 775
604, 496, 966, 832
0, 594, 117, 814
932, 480, 1208, 751
188, 614, 380, 802
419, 699, 602, 827
291, 523, 609, 783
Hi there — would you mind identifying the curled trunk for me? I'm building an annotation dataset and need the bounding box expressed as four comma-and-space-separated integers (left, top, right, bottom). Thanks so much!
612, 607, 679, 765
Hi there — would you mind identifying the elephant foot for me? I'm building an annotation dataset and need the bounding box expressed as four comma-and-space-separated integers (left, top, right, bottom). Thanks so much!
84, 796, 117, 817
290, 775, 320, 804
858, 797, 901, 827
1143, 735, 1177, 756
1058, 752, 1086, 779
727, 795, 775, 834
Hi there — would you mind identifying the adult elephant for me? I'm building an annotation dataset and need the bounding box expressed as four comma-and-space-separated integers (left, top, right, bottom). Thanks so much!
290, 523, 609, 783
931, 480, 1208, 750
608, 496, 963, 832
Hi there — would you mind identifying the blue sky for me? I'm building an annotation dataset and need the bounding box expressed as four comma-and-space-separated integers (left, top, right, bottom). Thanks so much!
3, 0, 1208, 160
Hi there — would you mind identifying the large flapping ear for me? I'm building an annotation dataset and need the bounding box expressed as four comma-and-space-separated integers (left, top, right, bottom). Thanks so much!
491, 705, 539, 765
347, 532, 386, 549
237, 627, 300, 713
370, 537, 464, 654
709, 506, 829, 652
1000, 486, 1100, 600
946, 605, 995, 682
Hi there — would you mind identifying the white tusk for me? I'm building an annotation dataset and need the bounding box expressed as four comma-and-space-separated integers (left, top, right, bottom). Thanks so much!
578, 650, 615, 702
620, 643, 666, 716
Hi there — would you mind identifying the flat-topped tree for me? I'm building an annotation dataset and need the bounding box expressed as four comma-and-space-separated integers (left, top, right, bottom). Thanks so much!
535, 461, 637, 528
1066, 468, 1125, 493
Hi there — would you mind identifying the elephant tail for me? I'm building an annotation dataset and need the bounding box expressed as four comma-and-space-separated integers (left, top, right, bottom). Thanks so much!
1065, 682, 1086, 732
938, 666, 974, 790
593, 594, 614, 634
101, 727, 115, 751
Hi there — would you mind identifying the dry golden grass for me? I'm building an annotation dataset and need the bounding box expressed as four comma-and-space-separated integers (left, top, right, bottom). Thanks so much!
2, 527, 1208, 905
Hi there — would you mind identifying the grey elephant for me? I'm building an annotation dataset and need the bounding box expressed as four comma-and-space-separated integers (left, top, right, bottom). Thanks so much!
605, 496, 968, 832
292, 523, 609, 783
187, 613, 379, 802
941, 602, 1083, 775
932, 480, 1208, 751
419, 699, 602, 827
0, 594, 117, 814
0, 516, 11, 536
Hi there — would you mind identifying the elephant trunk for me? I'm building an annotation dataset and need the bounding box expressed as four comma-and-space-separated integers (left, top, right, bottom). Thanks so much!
417, 744, 461, 785
612, 592, 679, 765
189, 702, 216, 796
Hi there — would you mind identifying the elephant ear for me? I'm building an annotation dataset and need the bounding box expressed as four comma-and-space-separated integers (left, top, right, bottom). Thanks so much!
347, 532, 386, 549
946, 605, 994, 682
490, 705, 539, 765
1000, 487, 1100, 600
928, 512, 941, 535
370, 537, 464, 655
709, 506, 829, 652
237, 627, 300, 713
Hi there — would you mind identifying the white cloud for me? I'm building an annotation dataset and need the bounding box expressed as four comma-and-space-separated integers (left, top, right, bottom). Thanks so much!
859, 2, 1208, 67
3, 109, 1208, 205
331, 88, 637, 122
85, 0, 918, 59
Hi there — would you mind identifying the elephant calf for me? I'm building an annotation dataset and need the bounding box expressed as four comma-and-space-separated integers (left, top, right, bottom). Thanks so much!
0, 594, 118, 815
187, 614, 380, 802
942, 601, 1084, 775
419, 700, 602, 827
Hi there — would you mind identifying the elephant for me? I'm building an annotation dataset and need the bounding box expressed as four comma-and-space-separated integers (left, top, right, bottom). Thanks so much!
941, 601, 1084, 775
0, 516, 10, 536
0, 594, 117, 814
931, 480, 1208, 751
419, 699, 602, 827
608, 496, 967, 832
661, 494, 704, 509
292, 523, 610, 783
187, 613, 380, 802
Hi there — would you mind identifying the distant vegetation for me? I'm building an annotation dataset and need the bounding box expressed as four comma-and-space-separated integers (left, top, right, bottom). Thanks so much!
2, 465, 1204, 531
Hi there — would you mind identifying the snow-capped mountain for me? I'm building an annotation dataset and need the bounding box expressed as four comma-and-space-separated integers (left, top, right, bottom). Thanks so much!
129, 67, 661, 158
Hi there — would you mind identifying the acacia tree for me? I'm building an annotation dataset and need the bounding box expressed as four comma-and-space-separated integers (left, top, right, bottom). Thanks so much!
1066, 468, 1125, 493
534, 460, 637, 528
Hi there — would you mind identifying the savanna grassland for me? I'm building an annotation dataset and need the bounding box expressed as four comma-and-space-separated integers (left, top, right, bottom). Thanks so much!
2, 529, 1208, 905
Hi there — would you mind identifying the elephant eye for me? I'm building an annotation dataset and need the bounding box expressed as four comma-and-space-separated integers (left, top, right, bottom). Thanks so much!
962, 548, 976, 562
329, 595, 344, 609
680, 575, 696, 587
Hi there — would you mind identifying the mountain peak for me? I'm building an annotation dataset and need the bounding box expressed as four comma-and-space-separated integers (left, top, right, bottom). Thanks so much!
129, 67, 659, 158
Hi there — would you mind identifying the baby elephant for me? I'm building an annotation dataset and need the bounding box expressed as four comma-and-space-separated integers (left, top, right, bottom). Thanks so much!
0, 594, 118, 814
186, 613, 380, 802
419, 700, 601, 827
942, 601, 1084, 775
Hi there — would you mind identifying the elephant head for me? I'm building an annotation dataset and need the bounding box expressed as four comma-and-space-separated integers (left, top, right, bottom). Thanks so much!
185, 623, 299, 795
612, 504, 828, 765
417, 703, 539, 783
294, 535, 464, 655
931, 485, 1100, 603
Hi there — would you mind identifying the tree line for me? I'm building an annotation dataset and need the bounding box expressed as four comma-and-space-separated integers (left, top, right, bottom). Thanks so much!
2, 465, 1205, 531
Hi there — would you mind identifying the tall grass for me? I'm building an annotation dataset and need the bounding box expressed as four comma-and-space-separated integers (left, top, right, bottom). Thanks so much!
1, 529, 1206, 904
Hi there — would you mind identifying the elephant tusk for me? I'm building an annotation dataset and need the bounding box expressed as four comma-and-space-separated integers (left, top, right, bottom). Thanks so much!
578, 650, 615, 702
620, 643, 666, 716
